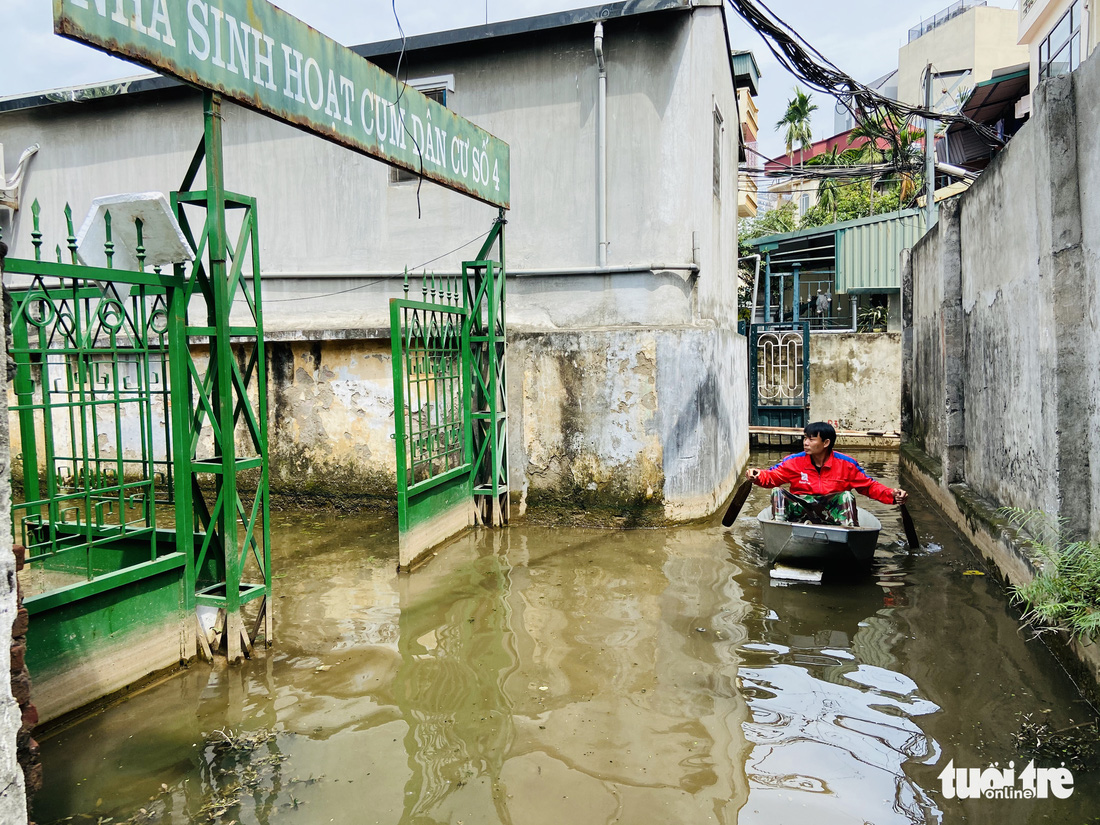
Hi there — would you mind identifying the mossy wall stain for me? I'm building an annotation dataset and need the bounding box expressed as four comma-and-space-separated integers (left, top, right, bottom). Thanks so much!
809, 333, 901, 432
518, 331, 665, 519
268, 339, 397, 499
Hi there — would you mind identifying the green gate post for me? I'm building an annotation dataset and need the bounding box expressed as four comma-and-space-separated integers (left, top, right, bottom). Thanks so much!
172, 92, 272, 660
792, 263, 801, 323
206, 93, 244, 660
466, 212, 509, 526
763, 250, 772, 323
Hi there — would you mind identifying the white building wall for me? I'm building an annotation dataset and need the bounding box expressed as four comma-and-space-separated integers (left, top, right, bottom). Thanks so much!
0, 4, 748, 520
1019, 0, 1096, 111
897, 6, 1028, 108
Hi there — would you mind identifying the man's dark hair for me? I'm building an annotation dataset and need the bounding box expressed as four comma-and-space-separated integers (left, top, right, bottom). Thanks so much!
804, 420, 836, 449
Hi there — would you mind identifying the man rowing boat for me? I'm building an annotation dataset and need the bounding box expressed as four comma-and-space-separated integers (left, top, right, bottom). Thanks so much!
746, 421, 907, 526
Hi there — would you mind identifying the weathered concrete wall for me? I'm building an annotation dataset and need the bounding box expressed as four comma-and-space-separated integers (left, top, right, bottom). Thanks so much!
958, 110, 1058, 515
808, 333, 901, 433
266, 339, 397, 499
267, 327, 748, 521
1075, 38, 1100, 539
906, 53, 1100, 525
907, 227, 945, 463
904, 51, 1100, 688
509, 325, 747, 521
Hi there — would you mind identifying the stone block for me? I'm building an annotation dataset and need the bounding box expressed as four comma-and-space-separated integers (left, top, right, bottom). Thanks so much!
10, 640, 24, 672
10, 671, 30, 705
11, 607, 27, 637
20, 703, 38, 730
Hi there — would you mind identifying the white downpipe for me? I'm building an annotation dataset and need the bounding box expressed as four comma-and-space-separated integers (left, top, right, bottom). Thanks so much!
594, 22, 608, 267
740, 254, 761, 324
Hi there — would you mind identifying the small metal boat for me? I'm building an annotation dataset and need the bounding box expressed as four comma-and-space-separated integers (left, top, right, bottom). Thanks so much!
757, 506, 882, 567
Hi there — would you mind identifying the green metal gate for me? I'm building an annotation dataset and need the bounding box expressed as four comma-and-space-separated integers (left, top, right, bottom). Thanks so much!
7, 93, 271, 663
391, 213, 508, 567
10, 203, 181, 589
391, 274, 472, 569
749, 321, 810, 429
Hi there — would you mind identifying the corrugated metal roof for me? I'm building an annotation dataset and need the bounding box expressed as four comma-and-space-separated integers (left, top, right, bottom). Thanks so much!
836, 210, 924, 293
746, 208, 925, 294
731, 50, 761, 95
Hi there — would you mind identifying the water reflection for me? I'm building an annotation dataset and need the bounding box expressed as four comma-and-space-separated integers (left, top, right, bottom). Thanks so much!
738, 576, 943, 824
394, 551, 518, 823
30, 458, 1100, 825
387, 528, 754, 825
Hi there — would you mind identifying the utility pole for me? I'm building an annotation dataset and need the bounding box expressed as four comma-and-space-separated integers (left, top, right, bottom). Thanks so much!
924, 63, 938, 229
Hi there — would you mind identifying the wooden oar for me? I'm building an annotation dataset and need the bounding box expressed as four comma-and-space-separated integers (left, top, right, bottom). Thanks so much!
900, 504, 920, 549
721, 480, 754, 527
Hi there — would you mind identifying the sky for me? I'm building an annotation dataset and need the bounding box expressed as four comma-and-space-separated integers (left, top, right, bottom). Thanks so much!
1, 0, 1019, 161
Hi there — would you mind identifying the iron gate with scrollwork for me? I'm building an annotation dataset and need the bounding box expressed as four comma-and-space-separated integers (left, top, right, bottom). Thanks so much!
390, 213, 508, 569
749, 321, 810, 429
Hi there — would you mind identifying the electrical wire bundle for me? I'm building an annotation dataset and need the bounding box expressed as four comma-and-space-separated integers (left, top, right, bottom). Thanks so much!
726, 0, 1005, 178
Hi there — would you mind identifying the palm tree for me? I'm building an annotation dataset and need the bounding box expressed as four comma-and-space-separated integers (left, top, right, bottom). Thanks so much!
805, 144, 852, 221
849, 113, 925, 208
775, 87, 817, 169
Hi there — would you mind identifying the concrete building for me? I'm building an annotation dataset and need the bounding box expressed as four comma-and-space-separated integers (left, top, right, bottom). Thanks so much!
0, 1, 748, 522
898, 1, 1028, 111
733, 50, 761, 219
1018, 0, 1098, 115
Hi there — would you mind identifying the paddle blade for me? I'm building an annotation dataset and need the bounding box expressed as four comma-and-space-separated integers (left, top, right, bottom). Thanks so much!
900, 504, 920, 549
722, 480, 754, 527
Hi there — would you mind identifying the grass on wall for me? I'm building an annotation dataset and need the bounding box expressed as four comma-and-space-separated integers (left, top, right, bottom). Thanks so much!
1001, 507, 1100, 642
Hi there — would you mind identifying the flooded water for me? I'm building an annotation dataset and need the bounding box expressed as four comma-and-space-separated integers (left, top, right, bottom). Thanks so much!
33, 453, 1100, 824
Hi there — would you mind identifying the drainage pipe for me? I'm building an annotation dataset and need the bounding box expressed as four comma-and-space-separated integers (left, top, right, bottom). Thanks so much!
740, 253, 761, 324
594, 22, 608, 267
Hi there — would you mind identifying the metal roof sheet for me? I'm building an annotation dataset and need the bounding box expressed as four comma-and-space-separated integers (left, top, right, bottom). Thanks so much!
731, 50, 761, 95
747, 208, 926, 294
836, 210, 925, 293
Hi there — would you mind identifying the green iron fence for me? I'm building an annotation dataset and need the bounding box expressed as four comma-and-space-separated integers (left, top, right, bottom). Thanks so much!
8, 201, 184, 595
391, 274, 473, 568
6, 94, 271, 662
390, 212, 509, 566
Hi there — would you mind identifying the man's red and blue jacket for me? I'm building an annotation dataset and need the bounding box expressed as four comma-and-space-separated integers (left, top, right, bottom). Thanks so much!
754, 451, 896, 504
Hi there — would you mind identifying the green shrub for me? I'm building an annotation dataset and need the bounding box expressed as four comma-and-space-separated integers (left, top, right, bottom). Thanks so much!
1000, 508, 1100, 642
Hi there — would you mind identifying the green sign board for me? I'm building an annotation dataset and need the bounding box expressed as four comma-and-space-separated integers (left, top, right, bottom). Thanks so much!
55, 0, 510, 208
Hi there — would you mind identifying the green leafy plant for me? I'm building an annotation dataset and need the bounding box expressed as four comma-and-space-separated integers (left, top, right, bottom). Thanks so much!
1000, 508, 1100, 642
857, 304, 887, 332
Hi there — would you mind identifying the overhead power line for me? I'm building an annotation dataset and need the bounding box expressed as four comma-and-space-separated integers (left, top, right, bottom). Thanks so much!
725, 0, 1004, 173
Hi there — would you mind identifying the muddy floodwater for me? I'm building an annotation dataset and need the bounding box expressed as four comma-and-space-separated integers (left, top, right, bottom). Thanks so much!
33, 454, 1100, 824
